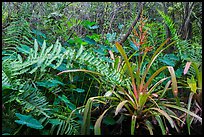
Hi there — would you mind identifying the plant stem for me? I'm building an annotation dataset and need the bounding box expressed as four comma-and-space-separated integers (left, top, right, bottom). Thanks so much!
13, 125, 23, 135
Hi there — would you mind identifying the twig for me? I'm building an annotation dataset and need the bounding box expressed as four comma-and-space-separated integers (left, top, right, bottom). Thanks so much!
119, 2, 144, 45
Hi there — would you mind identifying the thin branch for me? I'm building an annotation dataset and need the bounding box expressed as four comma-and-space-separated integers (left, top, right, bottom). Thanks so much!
119, 2, 144, 45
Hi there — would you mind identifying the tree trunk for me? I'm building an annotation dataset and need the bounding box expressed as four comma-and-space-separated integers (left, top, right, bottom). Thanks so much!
179, 2, 195, 40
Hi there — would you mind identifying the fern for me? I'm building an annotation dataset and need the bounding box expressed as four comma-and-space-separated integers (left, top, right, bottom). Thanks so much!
8, 39, 65, 77
48, 118, 80, 135
157, 9, 178, 40
2, 38, 126, 135
2, 69, 12, 90
3, 18, 34, 48
64, 45, 125, 86
146, 21, 166, 46
157, 9, 199, 62
17, 84, 51, 118
4, 36, 125, 87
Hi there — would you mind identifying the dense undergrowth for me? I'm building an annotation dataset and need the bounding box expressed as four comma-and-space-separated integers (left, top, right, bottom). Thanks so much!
2, 2, 202, 135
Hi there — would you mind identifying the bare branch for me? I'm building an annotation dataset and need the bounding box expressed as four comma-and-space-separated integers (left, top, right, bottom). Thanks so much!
119, 2, 145, 45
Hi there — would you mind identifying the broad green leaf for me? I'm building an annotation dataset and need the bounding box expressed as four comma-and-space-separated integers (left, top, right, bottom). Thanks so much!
175, 68, 183, 78
49, 119, 61, 125
73, 88, 85, 93
88, 25, 99, 29
83, 37, 96, 45
49, 79, 64, 85
103, 116, 116, 125
187, 76, 197, 93
159, 54, 178, 67
15, 113, 43, 129
36, 79, 64, 88
58, 95, 76, 110
17, 44, 30, 55
115, 100, 129, 116
159, 57, 175, 66
32, 29, 46, 38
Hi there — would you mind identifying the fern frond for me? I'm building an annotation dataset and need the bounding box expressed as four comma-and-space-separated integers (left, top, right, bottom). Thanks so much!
64, 45, 125, 86
2, 69, 13, 90
16, 83, 51, 118
8, 39, 65, 76
3, 18, 33, 48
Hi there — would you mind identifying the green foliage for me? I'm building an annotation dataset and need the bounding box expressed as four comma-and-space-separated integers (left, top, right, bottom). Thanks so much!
80, 16, 201, 135
15, 113, 44, 129
2, 18, 34, 48
2, 2, 202, 135
158, 9, 202, 63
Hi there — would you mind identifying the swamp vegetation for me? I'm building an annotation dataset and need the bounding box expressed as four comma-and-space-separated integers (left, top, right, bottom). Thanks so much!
2, 2, 202, 135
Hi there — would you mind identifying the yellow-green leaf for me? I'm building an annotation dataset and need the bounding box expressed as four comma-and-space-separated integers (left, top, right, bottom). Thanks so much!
138, 92, 149, 108
187, 76, 197, 93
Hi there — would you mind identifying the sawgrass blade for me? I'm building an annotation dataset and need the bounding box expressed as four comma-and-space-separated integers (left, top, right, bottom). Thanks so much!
145, 120, 154, 135
115, 100, 129, 116
115, 42, 138, 99
187, 92, 194, 135
131, 115, 137, 135
94, 107, 112, 135
151, 107, 175, 128
57, 69, 102, 76
164, 104, 202, 124
167, 66, 178, 97
155, 115, 166, 135
81, 98, 94, 135
140, 39, 176, 91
